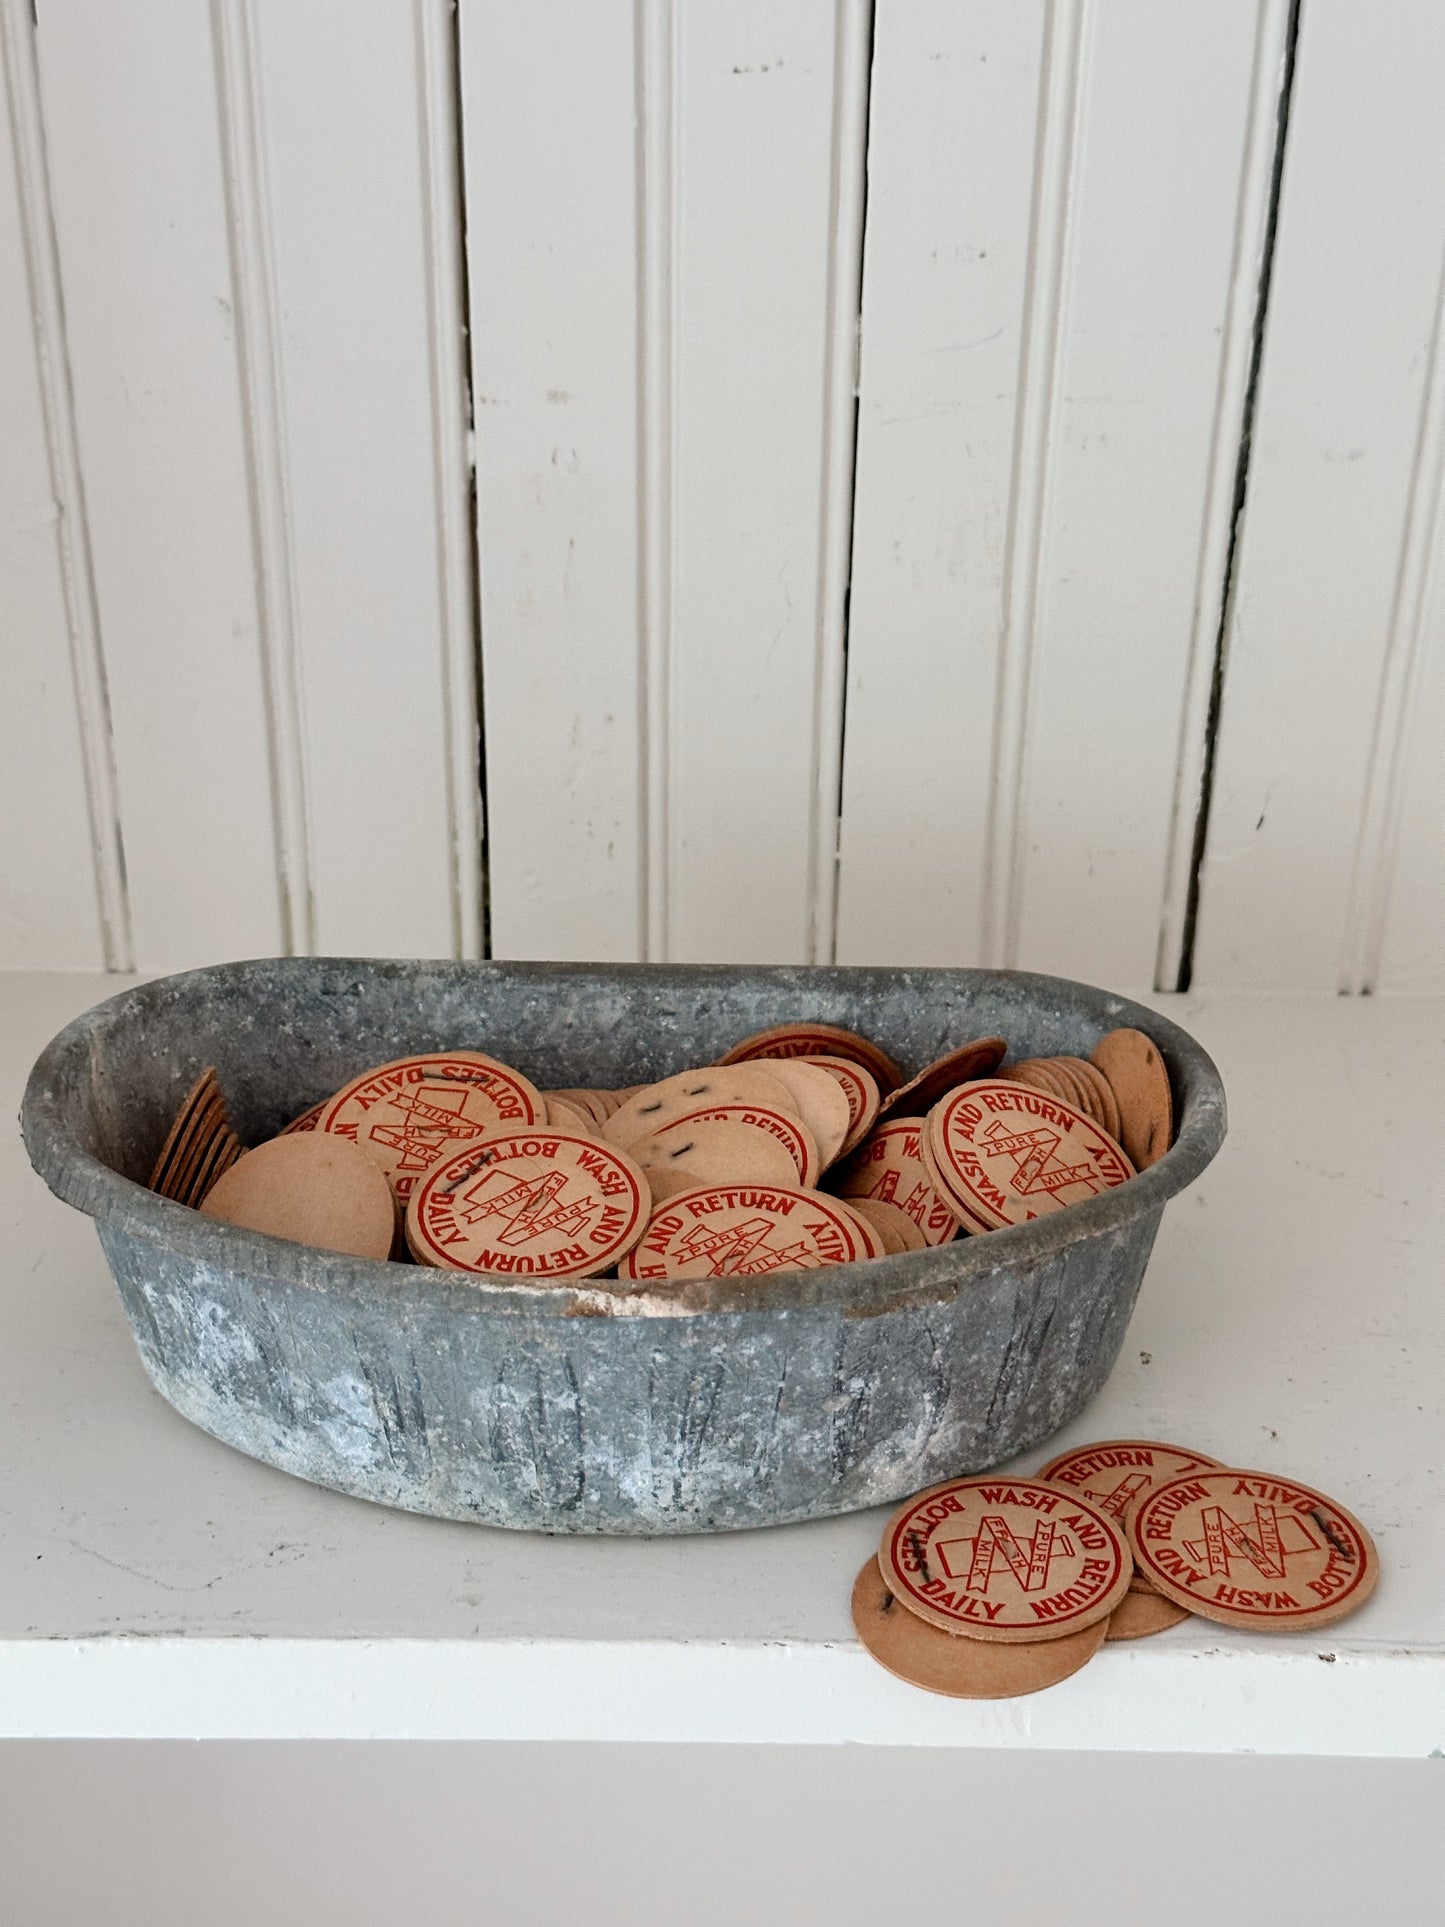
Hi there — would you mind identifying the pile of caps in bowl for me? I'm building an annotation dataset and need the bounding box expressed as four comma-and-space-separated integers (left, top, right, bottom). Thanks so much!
147, 1018, 1174, 1284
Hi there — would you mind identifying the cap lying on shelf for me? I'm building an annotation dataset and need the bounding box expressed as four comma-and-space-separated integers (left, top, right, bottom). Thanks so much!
1038, 1437, 1224, 1600
1125, 1468, 1379, 1632
877, 1476, 1134, 1644
851, 1558, 1110, 1699
853, 1443, 1380, 1698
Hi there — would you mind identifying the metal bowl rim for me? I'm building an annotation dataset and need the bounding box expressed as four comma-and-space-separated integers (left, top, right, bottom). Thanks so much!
21, 957, 1226, 1321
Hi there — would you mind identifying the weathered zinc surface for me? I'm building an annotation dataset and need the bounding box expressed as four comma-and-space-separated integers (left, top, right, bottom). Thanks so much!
23, 961, 1225, 1534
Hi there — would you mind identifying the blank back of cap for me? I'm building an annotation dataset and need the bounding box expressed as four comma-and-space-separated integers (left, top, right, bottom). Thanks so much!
201, 1134, 396, 1261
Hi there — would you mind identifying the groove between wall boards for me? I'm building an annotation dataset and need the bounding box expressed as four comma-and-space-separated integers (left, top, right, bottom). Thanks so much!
1155, 0, 1292, 993
416, 0, 483, 962
211, 0, 315, 956
980, 0, 1087, 972
635, 0, 678, 965
1339, 241, 1445, 994
1171, 0, 1300, 994
807, 0, 872, 969
1, 0, 133, 971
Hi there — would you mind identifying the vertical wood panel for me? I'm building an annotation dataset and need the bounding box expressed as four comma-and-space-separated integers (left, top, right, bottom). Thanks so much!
14, 0, 1443, 991
839, 0, 1281, 986
211, 0, 312, 957
980, 0, 1086, 974
663, 0, 865, 964
463, 2, 644, 961
0, 1, 117, 970
1153, 1, 1289, 991
836, 0, 1043, 969
34, 0, 283, 971
1375, 478, 1445, 990
463, 0, 867, 965
807, 1, 871, 963
416, 0, 485, 963
1013, 0, 1285, 986
1193, 0, 1445, 990
33, 0, 481, 969
1346, 251, 1445, 996
237, 0, 479, 959
637, 0, 675, 963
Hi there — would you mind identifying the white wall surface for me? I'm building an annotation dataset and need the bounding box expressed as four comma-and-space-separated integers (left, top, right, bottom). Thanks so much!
1194, 0, 1445, 993
2, 1742, 1441, 1926
1, 0, 1441, 987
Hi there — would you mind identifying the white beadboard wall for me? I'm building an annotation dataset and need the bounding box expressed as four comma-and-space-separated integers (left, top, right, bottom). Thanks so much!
1, 0, 1441, 990
0, 0, 128, 972
463, 0, 869, 966
1192, 0, 1445, 994
835, 0, 1288, 986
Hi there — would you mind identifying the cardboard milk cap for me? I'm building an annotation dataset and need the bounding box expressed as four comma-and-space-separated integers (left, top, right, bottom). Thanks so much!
320, 1052, 545, 1204
1090, 1027, 1173, 1170
832, 1119, 962, 1246
601, 1066, 799, 1152
654, 1102, 818, 1182
805, 1054, 882, 1157
1053, 1057, 1122, 1140
874, 1035, 1008, 1123
742, 1058, 851, 1168
148, 1067, 220, 1192
1039, 1438, 1225, 1598
200, 1133, 396, 1261
717, 1023, 904, 1094
161, 1090, 226, 1204
825, 1196, 888, 1260
847, 1196, 927, 1254
916, 1125, 991, 1235
925, 1080, 1133, 1231
634, 1108, 817, 1199
544, 1095, 597, 1135
1127, 1468, 1379, 1632
1105, 1588, 1192, 1640
852, 1558, 1109, 1697
879, 1475, 1133, 1643
405, 1129, 650, 1280
618, 1183, 870, 1282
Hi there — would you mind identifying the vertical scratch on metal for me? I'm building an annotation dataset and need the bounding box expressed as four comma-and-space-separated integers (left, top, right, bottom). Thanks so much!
416, 0, 483, 961
808, 0, 873, 968
636, 0, 677, 964
980, 0, 1087, 971
1, 0, 133, 969
211, 0, 315, 955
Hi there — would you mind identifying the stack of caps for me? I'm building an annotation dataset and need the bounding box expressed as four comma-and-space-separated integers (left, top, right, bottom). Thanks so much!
145, 1018, 1176, 1277
146, 1068, 243, 1208
852, 1441, 1378, 1699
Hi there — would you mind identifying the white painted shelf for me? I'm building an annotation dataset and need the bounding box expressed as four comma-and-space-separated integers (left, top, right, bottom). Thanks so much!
2, 973, 1441, 1752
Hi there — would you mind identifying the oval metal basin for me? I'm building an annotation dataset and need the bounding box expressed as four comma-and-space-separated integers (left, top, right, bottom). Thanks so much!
21, 960, 1226, 1534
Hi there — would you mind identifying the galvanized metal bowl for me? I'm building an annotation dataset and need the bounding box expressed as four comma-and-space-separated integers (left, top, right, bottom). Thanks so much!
21, 960, 1225, 1534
